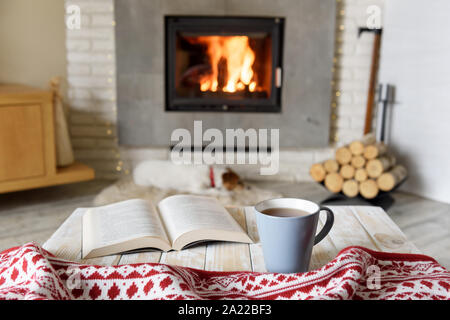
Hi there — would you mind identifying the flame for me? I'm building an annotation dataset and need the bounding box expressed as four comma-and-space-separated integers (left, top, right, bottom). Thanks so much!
187, 36, 257, 93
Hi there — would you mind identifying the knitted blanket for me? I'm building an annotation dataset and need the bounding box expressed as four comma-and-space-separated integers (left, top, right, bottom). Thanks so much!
0, 243, 448, 300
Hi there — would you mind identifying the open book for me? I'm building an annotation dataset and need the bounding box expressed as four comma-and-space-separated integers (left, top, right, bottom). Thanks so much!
82, 195, 252, 259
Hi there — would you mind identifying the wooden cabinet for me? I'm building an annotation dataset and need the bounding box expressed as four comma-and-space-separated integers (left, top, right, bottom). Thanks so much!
0, 104, 45, 181
0, 84, 94, 193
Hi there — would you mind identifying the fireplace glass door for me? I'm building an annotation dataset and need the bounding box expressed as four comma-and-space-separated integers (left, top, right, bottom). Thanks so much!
165, 16, 284, 112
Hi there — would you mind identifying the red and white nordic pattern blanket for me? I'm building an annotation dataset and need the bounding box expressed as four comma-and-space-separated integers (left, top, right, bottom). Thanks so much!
0, 243, 449, 300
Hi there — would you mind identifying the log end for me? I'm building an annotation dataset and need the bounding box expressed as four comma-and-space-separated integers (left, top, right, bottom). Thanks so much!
324, 173, 344, 193
355, 168, 368, 182
310, 163, 326, 182
359, 179, 379, 199
335, 146, 352, 165
343, 179, 359, 198
349, 141, 364, 156
377, 173, 395, 192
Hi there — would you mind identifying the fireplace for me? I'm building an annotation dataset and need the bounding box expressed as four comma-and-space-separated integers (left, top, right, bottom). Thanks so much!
165, 16, 284, 112
115, 0, 336, 147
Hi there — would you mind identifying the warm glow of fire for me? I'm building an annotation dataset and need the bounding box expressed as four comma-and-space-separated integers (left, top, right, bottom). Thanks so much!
188, 36, 258, 93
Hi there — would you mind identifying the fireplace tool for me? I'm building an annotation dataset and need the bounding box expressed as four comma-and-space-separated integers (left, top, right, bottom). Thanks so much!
376, 83, 395, 143
358, 27, 383, 135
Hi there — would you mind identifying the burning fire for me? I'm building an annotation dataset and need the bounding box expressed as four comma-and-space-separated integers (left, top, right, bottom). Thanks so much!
187, 36, 258, 93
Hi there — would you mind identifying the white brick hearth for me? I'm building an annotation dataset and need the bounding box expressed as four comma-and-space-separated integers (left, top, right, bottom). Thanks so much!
65, 0, 384, 180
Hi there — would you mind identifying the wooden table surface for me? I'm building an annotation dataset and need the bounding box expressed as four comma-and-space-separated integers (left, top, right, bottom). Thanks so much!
43, 206, 420, 272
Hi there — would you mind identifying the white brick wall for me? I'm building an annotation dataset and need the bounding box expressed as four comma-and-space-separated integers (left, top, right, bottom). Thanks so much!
332, 0, 385, 145
64, 0, 384, 181
65, 0, 119, 179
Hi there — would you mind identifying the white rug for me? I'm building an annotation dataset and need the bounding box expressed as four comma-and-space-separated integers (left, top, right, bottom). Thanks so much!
93, 176, 283, 207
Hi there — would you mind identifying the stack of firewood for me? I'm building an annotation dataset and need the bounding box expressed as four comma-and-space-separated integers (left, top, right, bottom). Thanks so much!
310, 134, 407, 199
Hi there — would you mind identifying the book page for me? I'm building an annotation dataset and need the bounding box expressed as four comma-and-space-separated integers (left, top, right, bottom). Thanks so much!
83, 199, 170, 256
157, 195, 246, 245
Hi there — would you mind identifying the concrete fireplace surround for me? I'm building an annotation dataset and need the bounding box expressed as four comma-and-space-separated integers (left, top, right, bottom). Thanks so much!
65, 0, 384, 179
115, 0, 336, 148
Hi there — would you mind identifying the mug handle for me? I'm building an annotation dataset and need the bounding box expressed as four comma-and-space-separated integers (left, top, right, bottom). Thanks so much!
314, 207, 334, 245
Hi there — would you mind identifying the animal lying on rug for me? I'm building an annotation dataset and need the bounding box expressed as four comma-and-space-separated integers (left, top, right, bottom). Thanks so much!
133, 160, 244, 192
93, 160, 282, 207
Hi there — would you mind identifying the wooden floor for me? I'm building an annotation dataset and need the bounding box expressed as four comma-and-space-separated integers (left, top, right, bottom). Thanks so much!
0, 179, 449, 269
